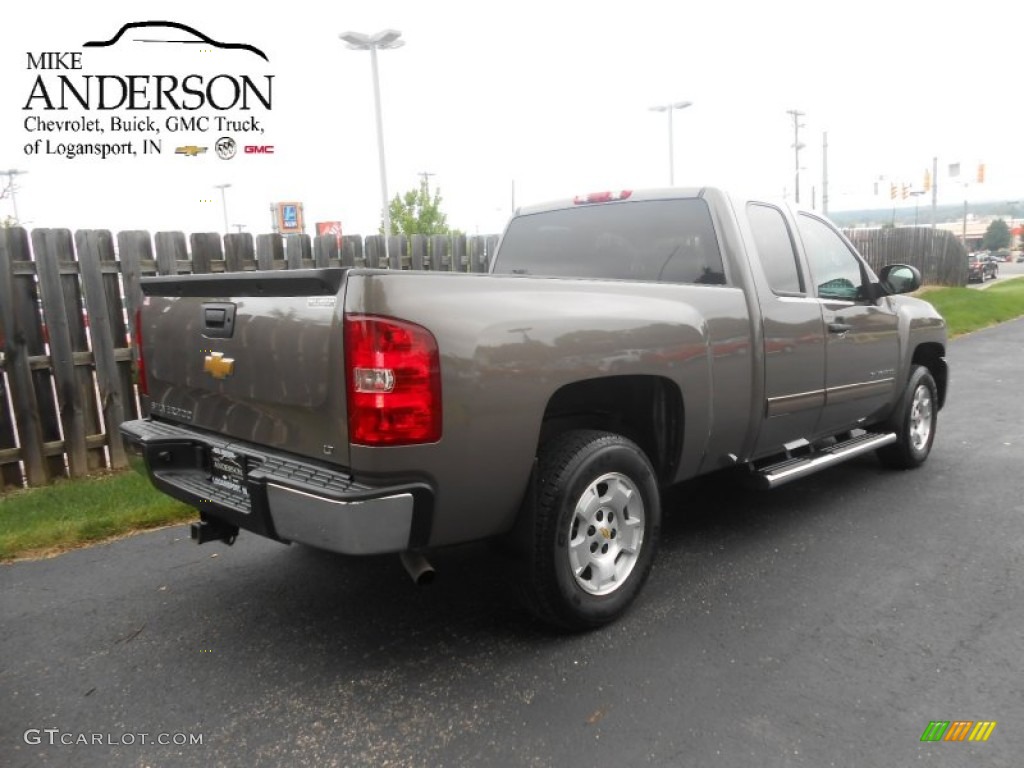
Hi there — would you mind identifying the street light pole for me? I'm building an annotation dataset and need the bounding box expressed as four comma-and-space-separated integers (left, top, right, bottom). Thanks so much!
340, 29, 404, 260
649, 101, 692, 186
214, 183, 231, 234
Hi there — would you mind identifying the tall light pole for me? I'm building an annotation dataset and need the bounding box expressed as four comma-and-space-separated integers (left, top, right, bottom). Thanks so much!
1, 169, 28, 224
340, 29, 404, 259
649, 101, 692, 186
214, 183, 231, 234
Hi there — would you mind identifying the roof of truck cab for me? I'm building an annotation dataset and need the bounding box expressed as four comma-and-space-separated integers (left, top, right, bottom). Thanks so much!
508, 187, 832, 224
512, 187, 709, 217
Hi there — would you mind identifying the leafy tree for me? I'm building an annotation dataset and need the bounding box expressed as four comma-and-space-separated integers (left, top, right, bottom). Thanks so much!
383, 180, 457, 236
981, 218, 1010, 251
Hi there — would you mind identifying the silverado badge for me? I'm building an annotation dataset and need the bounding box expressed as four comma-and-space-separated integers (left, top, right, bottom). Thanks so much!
203, 351, 235, 380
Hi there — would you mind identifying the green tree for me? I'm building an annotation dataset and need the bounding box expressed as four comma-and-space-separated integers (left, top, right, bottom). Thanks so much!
981, 218, 1010, 251
383, 180, 456, 236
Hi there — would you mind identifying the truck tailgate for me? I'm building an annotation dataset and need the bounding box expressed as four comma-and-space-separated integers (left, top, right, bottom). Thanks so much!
139, 269, 350, 467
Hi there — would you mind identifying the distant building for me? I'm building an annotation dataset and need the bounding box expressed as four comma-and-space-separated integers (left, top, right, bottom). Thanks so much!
934, 216, 1019, 252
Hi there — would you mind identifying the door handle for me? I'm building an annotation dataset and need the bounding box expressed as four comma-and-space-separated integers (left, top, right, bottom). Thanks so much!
828, 322, 853, 334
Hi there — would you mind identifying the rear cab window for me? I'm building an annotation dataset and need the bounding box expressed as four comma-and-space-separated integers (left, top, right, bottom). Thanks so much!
746, 203, 805, 295
493, 198, 727, 286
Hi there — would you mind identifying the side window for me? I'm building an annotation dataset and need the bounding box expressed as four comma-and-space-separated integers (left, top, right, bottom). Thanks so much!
796, 214, 865, 301
747, 203, 803, 294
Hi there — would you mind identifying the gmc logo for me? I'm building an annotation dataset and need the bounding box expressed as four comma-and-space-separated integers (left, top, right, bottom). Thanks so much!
244, 145, 275, 154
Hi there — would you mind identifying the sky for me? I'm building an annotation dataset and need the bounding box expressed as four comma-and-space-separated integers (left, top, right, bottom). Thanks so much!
1, 0, 1021, 239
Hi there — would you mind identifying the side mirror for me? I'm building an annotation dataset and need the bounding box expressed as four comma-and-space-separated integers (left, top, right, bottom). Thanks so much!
879, 264, 921, 295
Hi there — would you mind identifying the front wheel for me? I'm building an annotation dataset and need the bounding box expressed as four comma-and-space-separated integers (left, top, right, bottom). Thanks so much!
877, 365, 938, 469
518, 430, 661, 631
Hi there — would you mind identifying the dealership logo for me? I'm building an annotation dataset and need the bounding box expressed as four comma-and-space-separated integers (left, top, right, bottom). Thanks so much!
18, 20, 275, 165
921, 721, 997, 743
214, 136, 236, 160
83, 20, 269, 62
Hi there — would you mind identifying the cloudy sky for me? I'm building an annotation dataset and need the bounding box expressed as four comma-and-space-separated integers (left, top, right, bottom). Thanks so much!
0, 0, 1019, 238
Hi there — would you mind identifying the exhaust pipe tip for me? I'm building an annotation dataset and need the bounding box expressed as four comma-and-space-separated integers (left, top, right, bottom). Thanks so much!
399, 551, 435, 586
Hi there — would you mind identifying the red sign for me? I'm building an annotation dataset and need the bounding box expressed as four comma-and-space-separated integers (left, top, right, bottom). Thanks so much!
316, 221, 343, 238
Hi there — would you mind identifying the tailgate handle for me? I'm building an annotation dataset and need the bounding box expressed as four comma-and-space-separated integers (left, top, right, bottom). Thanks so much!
202, 303, 236, 338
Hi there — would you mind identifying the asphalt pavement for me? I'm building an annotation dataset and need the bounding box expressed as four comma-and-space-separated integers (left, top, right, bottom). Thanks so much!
2, 317, 1023, 768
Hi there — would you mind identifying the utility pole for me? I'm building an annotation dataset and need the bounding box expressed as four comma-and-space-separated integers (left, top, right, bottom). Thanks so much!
930, 156, 938, 229
418, 171, 435, 195
821, 132, 829, 216
1, 169, 28, 224
786, 110, 805, 204
909, 190, 927, 226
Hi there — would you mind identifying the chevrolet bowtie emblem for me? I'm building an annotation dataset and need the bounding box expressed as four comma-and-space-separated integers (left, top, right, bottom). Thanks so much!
203, 352, 235, 379
175, 145, 208, 157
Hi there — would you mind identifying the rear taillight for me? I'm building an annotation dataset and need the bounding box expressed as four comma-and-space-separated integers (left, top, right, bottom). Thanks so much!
133, 307, 148, 396
344, 314, 441, 446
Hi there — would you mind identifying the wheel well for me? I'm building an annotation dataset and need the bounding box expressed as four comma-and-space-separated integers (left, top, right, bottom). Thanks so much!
538, 376, 684, 484
912, 343, 947, 409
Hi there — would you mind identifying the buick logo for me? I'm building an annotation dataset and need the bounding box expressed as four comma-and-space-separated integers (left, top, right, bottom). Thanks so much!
215, 136, 237, 160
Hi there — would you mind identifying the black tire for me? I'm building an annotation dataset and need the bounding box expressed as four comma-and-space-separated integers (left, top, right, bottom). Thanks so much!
517, 429, 661, 631
877, 365, 938, 469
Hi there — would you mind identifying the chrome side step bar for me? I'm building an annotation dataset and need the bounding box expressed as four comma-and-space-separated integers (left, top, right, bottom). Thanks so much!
755, 432, 897, 489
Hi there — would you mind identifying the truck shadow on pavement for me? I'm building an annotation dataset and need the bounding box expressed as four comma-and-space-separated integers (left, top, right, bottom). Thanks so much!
152, 453, 898, 657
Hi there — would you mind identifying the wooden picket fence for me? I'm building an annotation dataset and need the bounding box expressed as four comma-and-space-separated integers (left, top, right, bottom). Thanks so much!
0, 228, 498, 490
843, 226, 968, 286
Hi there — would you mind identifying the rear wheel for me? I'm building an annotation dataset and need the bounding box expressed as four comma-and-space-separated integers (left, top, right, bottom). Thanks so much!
517, 430, 661, 631
877, 365, 937, 469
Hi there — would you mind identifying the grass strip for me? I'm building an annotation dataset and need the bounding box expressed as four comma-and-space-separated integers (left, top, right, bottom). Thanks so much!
917, 276, 1024, 337
0, 469, 194, 561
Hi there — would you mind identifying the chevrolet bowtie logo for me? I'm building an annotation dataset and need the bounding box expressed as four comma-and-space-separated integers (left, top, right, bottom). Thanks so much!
203, 352, 235, 380
175, 145, 208, 157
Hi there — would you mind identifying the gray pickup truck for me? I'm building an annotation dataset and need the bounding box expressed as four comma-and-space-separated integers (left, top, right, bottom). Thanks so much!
121, 187, 947, 629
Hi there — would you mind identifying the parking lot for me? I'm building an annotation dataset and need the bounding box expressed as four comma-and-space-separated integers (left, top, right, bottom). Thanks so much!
2, 318, 1023, 768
